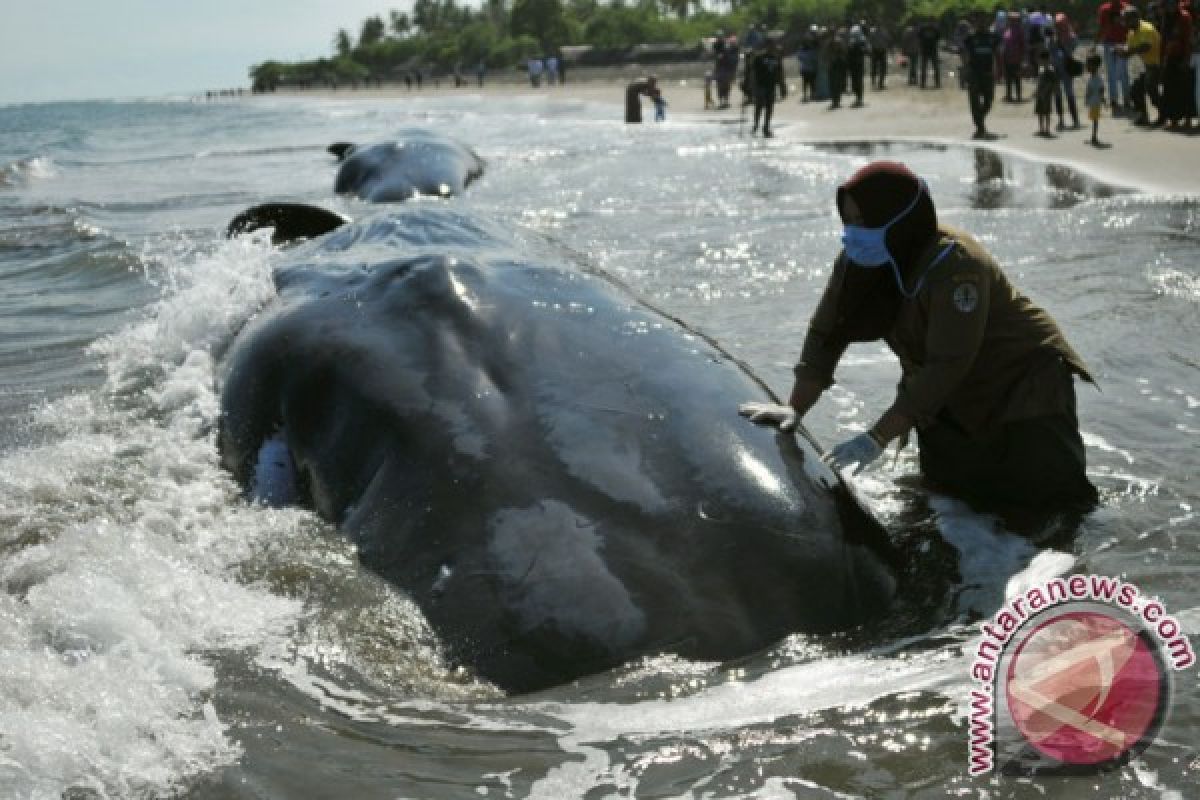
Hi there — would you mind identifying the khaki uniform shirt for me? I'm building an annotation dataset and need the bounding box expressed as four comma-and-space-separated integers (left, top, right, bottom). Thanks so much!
796, 225, 1091, 434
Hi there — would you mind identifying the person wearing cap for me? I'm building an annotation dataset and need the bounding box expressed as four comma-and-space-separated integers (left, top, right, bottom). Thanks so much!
740, 162, 1098, 514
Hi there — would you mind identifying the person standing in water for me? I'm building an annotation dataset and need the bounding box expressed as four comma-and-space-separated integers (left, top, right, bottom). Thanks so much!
740, 162, 1098, 515
624, 76, 660, 123
749, 38, 787, 136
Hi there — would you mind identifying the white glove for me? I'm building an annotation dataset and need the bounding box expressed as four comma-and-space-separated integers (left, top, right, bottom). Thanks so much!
737, 402, 798, 433
825, 432, 884, 475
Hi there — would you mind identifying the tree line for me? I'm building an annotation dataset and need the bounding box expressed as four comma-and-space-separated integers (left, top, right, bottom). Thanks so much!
248, 0, 1114, 91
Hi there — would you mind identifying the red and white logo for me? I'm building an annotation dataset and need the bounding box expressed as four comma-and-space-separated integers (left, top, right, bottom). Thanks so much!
967, 576, 1192, 777
1003, 609, 1166, 768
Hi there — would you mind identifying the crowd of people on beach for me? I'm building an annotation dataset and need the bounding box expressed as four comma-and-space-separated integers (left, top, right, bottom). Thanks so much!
698, 2, 1197, 146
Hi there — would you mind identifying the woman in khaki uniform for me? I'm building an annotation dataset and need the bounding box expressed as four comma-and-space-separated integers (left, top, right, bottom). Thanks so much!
741, 161, 1098, 512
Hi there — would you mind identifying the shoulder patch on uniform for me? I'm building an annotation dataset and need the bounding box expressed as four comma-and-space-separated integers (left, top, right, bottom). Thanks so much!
952, 281, 979, 313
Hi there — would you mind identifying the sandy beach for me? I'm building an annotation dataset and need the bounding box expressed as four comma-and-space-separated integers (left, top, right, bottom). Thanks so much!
268, 67, 1200, 196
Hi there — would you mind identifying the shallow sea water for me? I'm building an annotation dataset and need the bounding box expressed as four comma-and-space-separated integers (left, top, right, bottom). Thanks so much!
0, 94, 1197, 798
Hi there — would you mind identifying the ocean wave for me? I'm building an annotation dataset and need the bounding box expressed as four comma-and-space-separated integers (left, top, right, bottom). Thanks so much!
0, 156, 56, 188
74, 191, 256, 214
0, 204, 115, 252
194, 143, 330, 160
0, 232, 308, 797
59, 143, 327, 169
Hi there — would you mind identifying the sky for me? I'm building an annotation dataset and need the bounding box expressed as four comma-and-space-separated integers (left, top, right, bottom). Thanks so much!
1, 0, 410, 104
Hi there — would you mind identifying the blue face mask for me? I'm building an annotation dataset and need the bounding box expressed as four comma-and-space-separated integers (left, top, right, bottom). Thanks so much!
840, 181, 925, 268
839, 179, 953, 298
840, 224, 892, 267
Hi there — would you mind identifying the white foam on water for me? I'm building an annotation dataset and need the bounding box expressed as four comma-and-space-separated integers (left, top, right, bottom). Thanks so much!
923, 494, 1071, 617
0, 232, 307, 797
520, 642, 965, 799
0, 156, 56, 187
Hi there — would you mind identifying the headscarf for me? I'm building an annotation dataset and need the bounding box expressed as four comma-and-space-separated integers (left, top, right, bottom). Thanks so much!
832, 161, 940, 340
836, 161, 939, 275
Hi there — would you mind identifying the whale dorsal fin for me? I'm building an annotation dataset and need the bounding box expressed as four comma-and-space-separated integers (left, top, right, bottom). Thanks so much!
226, 202, 350, 246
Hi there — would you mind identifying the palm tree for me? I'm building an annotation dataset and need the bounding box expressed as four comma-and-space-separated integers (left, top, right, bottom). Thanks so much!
333, 29, 353, 57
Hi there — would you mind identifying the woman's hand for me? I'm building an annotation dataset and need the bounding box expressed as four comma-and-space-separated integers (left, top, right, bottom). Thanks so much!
738, 402, 798, 432
824, 431, 884, 474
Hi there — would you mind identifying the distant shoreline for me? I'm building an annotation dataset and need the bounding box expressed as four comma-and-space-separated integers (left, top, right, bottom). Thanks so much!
250, 66, 1200, 197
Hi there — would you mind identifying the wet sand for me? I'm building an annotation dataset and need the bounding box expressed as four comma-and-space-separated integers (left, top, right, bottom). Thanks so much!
267, 70, 1199, 196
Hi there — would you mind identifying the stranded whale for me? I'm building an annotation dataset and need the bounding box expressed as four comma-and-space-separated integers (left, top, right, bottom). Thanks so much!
219, 205, 898, 692
330, 130, 485, 202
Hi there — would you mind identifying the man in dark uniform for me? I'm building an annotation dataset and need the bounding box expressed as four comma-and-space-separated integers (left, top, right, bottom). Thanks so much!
963, 11, 1001, 138
748, 38, 787, 137
740, 162, 1097, 515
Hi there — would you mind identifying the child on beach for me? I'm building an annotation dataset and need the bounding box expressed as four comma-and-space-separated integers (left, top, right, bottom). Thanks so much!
1084, 53, 1107, 146
1035, 50, 1058, 136
653, 91, 667, 122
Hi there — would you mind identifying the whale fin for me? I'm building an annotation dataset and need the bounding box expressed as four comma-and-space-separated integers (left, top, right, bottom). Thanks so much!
328, 142, 356, 161
226, 202, 349, 245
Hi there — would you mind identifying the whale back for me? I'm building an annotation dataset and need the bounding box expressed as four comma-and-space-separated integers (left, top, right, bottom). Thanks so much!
332, 131, 485, 202
218, 208, 897, 691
